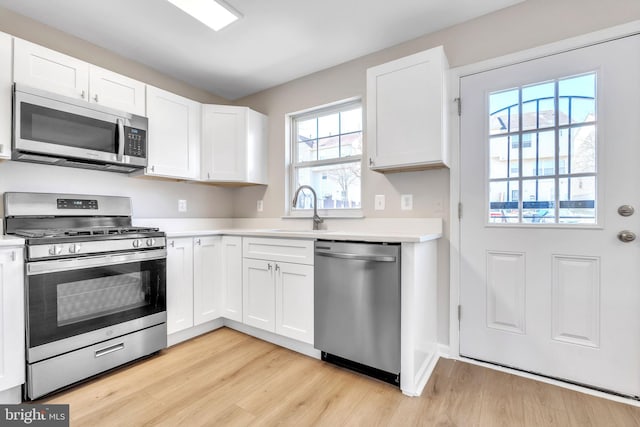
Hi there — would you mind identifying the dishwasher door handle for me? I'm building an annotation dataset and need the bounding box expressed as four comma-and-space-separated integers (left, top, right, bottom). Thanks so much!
315, 251, 396, 262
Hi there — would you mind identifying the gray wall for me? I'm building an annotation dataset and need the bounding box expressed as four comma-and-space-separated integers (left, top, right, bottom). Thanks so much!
232, 0, 640, 345
0, 6, 234, 218
232, 0, 640, 220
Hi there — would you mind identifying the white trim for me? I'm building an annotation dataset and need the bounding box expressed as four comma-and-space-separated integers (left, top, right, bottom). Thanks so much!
449, 20, 640, 360
167, 318, 224, 347
285, 97, 364, 217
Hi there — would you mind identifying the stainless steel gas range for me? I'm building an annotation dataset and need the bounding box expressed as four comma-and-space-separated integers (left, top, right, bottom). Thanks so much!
3, 192, 167, 400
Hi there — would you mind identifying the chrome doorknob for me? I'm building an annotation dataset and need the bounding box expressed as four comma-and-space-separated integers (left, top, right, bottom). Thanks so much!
617, 230, 636, 242
618, 205, 635, 217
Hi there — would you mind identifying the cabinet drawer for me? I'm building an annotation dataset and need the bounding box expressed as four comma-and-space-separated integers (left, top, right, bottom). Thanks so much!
243, 237, 314, 265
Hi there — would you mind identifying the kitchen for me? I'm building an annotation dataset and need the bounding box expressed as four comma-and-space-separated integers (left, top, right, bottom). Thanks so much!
1, 0, 640, 425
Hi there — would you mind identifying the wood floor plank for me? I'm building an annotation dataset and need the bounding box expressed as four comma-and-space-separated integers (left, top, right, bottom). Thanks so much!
38, 327, 640, 426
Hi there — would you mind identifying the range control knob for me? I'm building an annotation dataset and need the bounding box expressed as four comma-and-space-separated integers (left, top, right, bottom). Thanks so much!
49, 245, 63, 256
68, 243, 81, 254
146, 238, 155, 247
132, 239, 142, 248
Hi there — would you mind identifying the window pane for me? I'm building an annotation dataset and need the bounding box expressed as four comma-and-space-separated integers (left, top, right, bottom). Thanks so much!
522, 179, 555, 223
489, 180, 519, 223
559, 73, 596, 125
318, 136, 339, 161
559, 177, 596, 224
296, 118, 317, 162
318, 113, 339, 138
340, 132, 362, 157
340, 108, 362, 134
570, 125, 596, 174
520, 131, 555, 177
295, 161, 361, 209
522, 82, 555, 131
490, 135, 520, 179
489, 89, 519, 135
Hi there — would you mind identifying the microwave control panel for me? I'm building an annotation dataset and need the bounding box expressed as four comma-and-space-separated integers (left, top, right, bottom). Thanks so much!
123, 126, 147, 158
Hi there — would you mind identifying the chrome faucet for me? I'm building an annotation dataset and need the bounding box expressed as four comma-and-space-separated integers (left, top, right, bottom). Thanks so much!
292, 185, 324, 230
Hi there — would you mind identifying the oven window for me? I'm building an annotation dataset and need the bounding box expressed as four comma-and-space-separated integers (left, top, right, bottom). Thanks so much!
57, 272, 149, 326
27, 259, 166, 348
21, 102, 117, 152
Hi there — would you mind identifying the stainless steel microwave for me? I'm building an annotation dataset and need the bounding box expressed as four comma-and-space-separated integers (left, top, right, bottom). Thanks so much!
12, 84, 148, 173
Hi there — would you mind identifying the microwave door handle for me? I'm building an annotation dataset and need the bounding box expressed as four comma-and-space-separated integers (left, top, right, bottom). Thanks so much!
116, 118, 125, 161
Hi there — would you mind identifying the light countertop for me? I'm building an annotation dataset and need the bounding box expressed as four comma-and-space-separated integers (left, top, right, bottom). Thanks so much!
0, 235, 25, 247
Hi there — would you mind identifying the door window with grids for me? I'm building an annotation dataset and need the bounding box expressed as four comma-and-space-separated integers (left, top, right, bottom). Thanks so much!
290, 100, 362, 214
488, 72, 596, 224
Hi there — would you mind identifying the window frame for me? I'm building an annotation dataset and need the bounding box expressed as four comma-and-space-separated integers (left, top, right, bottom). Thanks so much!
286, 98, 363, 218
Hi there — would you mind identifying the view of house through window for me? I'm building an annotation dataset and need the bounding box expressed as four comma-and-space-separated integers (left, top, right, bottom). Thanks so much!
488, 72, 597, 224
290, 100, 362, 213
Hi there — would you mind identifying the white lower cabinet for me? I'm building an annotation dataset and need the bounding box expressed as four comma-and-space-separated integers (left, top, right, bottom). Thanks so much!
166, 237, 194, 334
243, 237, 314, 345
220, 236, 243, 322
0, 247, 25, 401
193, 236, 223, 325
243, 258, 276, 331
275, 262, 314, 344
166, 236, 222, 335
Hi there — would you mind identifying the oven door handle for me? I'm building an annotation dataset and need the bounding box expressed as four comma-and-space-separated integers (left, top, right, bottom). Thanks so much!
26, 249, 166, 275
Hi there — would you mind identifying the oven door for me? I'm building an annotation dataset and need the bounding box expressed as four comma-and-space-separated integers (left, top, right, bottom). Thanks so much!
25, 249, 166, 362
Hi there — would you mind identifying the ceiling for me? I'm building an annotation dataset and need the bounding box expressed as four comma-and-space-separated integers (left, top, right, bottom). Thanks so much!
0, 0, 523, 100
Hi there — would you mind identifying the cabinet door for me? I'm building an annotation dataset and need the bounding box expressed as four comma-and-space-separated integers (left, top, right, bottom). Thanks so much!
0, 248, 25, 392
146, 86, 201, 179
89, 65, 146, 115
0, 32, 11, 159
221, 236, 243, 322
166, 238, 194, 334
275, 262, 314, 344
13, 38, 89, 100
366, 46, 448, 171
193, 236, 222, 325
201, 105, 247, 182
242, 258, 275, 332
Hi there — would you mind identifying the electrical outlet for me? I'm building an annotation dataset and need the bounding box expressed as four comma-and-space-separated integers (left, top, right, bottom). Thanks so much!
401, 194, 413, 211
178, 199, 187, 212
374, 195, 385, 210
257, 200, 264, 212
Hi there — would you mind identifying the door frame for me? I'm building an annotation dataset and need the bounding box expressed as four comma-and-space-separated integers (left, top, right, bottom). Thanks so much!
449, 20, 640, 363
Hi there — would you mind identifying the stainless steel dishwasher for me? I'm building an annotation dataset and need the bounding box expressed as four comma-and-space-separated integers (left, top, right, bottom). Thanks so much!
314, 240, 401, 385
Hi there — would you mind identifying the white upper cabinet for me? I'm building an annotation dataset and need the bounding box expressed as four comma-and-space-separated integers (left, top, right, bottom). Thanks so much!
0, 32, 11, 159
13, 38, 145, 115
88, 65, 146, 115
13, 38, 89, 100
201, 105, 268, 184
146, 86, 201, 180
366, 46, 449, 172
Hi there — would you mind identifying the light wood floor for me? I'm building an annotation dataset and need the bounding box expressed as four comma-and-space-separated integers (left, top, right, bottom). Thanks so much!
41, 327, 640, 426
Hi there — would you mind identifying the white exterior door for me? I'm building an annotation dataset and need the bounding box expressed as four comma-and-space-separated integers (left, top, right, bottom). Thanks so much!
459, 35, 640, 397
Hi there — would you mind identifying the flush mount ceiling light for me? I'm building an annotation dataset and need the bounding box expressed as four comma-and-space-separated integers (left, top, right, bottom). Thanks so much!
167, 0, 241, 31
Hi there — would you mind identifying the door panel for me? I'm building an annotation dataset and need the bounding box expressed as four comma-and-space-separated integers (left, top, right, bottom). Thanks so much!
460, 35, 640, 397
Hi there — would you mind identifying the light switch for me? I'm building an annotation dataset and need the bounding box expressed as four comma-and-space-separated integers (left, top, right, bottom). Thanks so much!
178, 199, 187, 212
257, 200, 264, 212
401, 194, 413, 211
375, 195, 385, 210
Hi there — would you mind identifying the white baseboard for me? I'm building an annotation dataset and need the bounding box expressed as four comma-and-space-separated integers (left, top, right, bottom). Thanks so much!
223, 319, 320, 359
0, 385, 22, 404
167, 318, 225, 347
